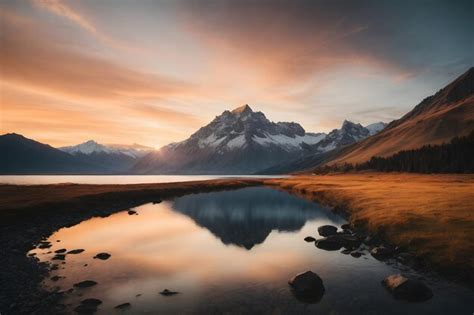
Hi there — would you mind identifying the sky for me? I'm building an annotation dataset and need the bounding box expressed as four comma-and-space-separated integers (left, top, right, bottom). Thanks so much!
1, 0, 473, 148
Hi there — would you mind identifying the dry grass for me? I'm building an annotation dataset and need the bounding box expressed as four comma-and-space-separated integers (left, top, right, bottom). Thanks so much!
265, 173, 474, 275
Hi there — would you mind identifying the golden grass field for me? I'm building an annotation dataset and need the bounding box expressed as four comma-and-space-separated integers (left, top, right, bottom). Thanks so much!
266, 173, 474, 276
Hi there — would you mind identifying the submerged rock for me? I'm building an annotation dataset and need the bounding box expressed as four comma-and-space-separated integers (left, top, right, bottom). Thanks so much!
160, 289, 179, 296
371, 246, 394, 260
128, 210, 137, 215
38, 242, 52, 249
68, 249, 85, 254
73, 280, 97, 288
75, 298, 102, 314
52, 254, 66, 260
114, 302, 131, 309
382, 274, 433, 302
288, 271, 325, 303
304, 236, 316, 242
93, 253, 111, 260
54, 249, 67, 254
317, 225, 338, 237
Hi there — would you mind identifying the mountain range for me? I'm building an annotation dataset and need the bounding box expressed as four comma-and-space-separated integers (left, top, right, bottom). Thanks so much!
1, 67, 472, 175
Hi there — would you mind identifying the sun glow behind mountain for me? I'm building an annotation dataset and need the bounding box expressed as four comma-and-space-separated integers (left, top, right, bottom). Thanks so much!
1, 0, 472, 148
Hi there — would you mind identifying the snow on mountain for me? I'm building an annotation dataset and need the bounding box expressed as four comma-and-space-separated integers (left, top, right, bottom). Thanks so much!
313, 120, 370, 153
365, 122, 388, 135
133, 104, 326, 174
60, 140, 152, 158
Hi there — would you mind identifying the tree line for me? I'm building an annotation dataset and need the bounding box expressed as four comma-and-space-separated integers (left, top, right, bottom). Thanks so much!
314, 130, 474, 174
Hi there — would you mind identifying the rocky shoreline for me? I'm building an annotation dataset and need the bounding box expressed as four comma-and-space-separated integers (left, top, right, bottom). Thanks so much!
0, 179, 262, 314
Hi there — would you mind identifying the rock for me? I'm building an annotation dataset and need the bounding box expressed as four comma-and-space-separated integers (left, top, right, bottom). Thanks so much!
52, 254, 66, 260
51, 276, 62, 281
68, 249, 85, 254
160, 289, 179, 296
304, 236, 316, 242
74, 299, 102, 314
81, 298, 102, 307
55, 249, 67, 254
341, 223, 351, 230
382, 274, 433, 302
341, 249, 352, 255
128, 210, 137, 215
340, 235, 362, 249
371, 246, 394, 260
317, 225, 338, 237
315, 236, 343, 251
93, 253, 111, 260
38, 243, 52, 249
51, 264, 59, 270
288, 271, 325, 303
73, 280, 97, 288
114, 303, 131, 309
350, 252, 362, 258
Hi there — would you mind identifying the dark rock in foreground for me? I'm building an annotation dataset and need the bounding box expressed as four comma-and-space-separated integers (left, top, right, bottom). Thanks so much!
315, 236, 343, 251
317, 225, 338, 237
128, 210, 137, 215
68, 249, 85, 254
52, 254, 66, 260
73, 280, 98, 288
81, 298, 102, 306
93, 253, 111, 260
371, 246, 394, 260
74, 298, 102, 314
288, 271, 325, 303
160, 289, 179, 296
54, 249, 67, 253
115, 302, 131, 309
341, 223, 351, 230
382, 274, 433, 302
304, 236, 316, 242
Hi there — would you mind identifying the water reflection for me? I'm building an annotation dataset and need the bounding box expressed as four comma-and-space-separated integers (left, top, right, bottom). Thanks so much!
172, 187, 343, 249
29, 187, 473, 314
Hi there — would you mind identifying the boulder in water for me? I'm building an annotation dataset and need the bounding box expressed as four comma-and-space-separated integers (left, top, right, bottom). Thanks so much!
382, 274, 433, 302
317, 225, 338, 237
288, 271, 325, 303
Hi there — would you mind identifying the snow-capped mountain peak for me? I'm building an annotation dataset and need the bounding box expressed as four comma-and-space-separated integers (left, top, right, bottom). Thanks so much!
170, 105, 325, 152
133, 104, 327, 174
60, 140, 152, 158
365, 122, 388, 135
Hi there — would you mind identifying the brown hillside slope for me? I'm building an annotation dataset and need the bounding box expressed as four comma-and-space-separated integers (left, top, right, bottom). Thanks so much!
329, 67, 474, 165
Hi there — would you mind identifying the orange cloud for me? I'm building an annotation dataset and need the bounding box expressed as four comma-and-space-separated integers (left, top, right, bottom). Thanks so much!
0, 9, 192, 101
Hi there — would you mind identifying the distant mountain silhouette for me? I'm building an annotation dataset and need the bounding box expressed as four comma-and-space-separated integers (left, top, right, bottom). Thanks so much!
60, 140, 152, 173
0, 134, 97, 174
171, 187, 343, 249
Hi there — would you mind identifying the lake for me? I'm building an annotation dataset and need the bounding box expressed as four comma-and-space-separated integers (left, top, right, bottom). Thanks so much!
30, 187, 472, 314
0, 175, 284, 185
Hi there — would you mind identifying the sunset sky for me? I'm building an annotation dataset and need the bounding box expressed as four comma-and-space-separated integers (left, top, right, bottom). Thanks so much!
1, 0, 472, 148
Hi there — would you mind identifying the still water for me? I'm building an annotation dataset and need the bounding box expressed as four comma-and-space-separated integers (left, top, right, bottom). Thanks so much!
0, 175, 283, 185
31, 187, 472, 314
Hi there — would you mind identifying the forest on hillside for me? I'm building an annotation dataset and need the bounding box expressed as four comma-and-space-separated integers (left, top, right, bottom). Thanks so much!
314, 131, 474, 174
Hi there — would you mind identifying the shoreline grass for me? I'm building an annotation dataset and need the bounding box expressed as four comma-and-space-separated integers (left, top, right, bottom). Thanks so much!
265, 173, 474, 281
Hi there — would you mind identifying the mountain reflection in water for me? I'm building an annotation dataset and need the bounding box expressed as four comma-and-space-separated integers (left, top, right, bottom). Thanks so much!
172, 187, 343, 249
